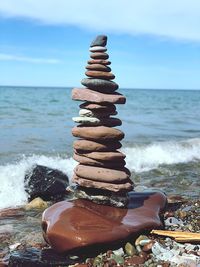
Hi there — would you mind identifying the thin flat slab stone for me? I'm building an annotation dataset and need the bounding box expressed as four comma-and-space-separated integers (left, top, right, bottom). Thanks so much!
72, 126, 124, 141
90, 52, 109, 60
74, 165, 130, 183
88, 59, 111, 65
85, 71, 115, 80
42, 192, 167, 252
75, 151, 126, 161
81, 78, 118, 92
73, 175, 133, 192
73, 153, 126, 168
73, 140, 122, 152
90, 35, 107, 47
86, 64, 111, 72
89, 46, 107, 52
80, 102, 116, 112
72, 88, 126, 104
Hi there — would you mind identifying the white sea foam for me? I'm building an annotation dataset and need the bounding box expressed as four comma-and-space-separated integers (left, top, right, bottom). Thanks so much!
123, 137, 200, 172
0, 138, 200, 209
0, 155, 76, 209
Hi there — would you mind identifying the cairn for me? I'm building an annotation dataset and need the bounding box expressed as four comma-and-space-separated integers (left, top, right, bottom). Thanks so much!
71, 35, 133, 206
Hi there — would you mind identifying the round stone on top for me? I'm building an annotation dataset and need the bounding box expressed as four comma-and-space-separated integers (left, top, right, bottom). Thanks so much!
89, 46, 107, 52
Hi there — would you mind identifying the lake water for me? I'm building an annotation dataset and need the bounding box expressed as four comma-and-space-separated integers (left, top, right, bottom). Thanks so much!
0, 86, 200, 208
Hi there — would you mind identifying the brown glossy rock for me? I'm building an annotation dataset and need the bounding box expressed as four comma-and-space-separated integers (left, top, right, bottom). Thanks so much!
85, 71, 115, 80
74, 165, 130, 183
72, 175, 133, 192
72, 88, 126, 104
75, 151, 126, 161
72, 126, 124, 141
90, 52, 109, 60
73, 140, 122, 152
88, 59, 111, 65
42, 192, 167, 252
125, 255, 145, 265
80, 102, 116, 112
73, 153, 126, 168
86, 64, 111, 72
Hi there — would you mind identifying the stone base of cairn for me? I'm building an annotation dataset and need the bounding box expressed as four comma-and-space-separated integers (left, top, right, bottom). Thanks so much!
71, 35, 133, 206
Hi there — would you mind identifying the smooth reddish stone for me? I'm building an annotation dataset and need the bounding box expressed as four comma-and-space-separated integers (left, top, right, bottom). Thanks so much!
73, 153, 126, 168
42, 192, 167, 252
72, 126, 124, 141
125, 255, 145, 265
72, 88, 126, 104
86, 64, 111, 72
80, 102, 116, 112
88, 59, 111, 65
73, 140, 122, 152
90, 52, 109, 60
72, 175, 133, 192
85, 71, 115, 80
75, 151, 125, 161
74, 165, 130, 183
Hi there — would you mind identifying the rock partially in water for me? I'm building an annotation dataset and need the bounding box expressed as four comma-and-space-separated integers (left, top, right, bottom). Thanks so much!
24, 165, 69, 201
42, 191, 166, 253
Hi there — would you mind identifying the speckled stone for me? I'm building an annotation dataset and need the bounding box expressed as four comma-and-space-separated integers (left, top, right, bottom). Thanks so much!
72, 116, 100, 125
88, 59, 111, 65
85, 71, 115, 80
74, 165, 130, 183
72, 88, 126, 104
72, 126, 124, 141
73, 139, 122, 152
73, 117, 122, 127
79, 108, 117, 118
90, 35, 107, 47
81, 78, 118, 92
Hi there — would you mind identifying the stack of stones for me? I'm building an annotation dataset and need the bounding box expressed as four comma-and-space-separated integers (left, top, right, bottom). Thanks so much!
71, 35, 133, 206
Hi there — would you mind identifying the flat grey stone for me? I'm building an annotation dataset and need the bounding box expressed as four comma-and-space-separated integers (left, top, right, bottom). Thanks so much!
81, 78, 118, 92
89, 46, 107, 52
72, 116, 100, 125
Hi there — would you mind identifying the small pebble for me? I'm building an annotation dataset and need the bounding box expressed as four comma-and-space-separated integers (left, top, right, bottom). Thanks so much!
124, 242, 136, 256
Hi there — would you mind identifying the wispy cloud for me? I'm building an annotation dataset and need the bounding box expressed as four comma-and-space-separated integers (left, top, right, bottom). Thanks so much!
0, 53, 61, 64
0, 0, 200, 42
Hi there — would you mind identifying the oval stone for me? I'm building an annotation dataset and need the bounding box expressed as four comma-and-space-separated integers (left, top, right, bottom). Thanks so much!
75, 151, 126, 161
86, 64, 111, 72
85, 71, 115, 80
81, 78, 118, 92
73, 153, 126, 168
72, 126, 124, 141
73, 140, 122, 152
74, 165, 130, 183
88, 59, 111, 65
90, 52, 109, 60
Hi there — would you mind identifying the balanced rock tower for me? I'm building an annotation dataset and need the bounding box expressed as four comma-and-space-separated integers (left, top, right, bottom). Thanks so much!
71, 35, 133, 203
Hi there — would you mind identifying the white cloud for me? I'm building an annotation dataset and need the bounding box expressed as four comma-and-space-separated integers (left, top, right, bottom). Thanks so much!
0, 53, 61, 64
0, 0, 200, 41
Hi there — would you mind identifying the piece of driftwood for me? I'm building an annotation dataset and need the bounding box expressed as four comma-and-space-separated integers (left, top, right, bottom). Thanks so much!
151, 230, 200, 242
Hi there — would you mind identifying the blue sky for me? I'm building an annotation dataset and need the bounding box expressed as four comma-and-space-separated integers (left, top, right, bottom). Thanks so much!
0, 0, 200, 89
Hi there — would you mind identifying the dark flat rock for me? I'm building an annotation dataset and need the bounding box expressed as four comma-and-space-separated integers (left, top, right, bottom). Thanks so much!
85, 70, 115, 80
86, 64, 111, 72
79, 102, 116, 112
88, 59, 111, 65
42, 192, 167, 252
90, 35, 107, 47
81, 78, 118, 92
90, 52, 109, 60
